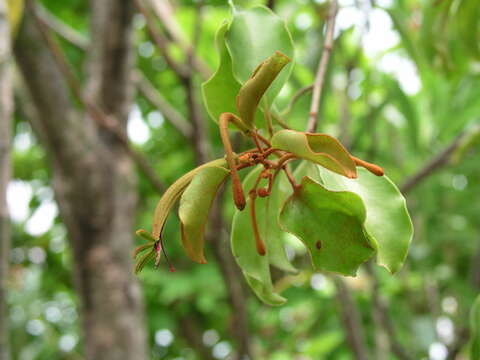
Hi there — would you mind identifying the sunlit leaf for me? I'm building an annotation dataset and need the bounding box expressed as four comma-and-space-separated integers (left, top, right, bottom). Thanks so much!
279, 177, 375, 276
318, 167, 413, 273
271, 130, 357, 178
225, 6, 294, 106
179, 166, 230, 263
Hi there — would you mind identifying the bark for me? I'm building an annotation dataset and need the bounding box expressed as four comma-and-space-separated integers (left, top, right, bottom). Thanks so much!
14, 2, 147, 359
0, 0, 13, 358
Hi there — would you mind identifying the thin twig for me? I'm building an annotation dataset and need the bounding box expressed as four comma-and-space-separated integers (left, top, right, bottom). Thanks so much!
133, 0, 189, 79
147, 0, 211, 79
280, 84, 313, 117
306, 0, 339, 133
29, 0, 165, 193
184, 0, 210, 164
35, 2, 88, 49
400, 131, 466, 194
134, 71, 193, 138
36, 4, 193, 140
333, 276, 370, 360
366, 263, 412, 360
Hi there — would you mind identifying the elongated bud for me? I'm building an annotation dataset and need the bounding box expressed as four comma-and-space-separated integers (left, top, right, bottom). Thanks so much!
233, 175, 246, 210
249, 190, 266, 256
351, 156, 384, 176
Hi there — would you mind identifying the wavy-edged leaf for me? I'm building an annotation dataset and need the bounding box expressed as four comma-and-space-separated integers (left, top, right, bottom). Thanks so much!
202, 21, 241, 123
318, 167, 413, 273
231, 167, 296, 306
179, 166, 230, 264
152, 158, 227, 239
279, 177, 374, 276
236, 51, 291, 129
271, 130, 357, 178
471, 294, 480, 359
225, 6, 294, 106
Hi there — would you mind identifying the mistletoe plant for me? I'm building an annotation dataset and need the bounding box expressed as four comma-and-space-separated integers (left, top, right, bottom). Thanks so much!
134, 6, 413, 305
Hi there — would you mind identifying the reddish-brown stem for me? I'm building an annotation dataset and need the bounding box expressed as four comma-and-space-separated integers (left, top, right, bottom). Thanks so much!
261, 147, 281, 158
351, 156, 384, 176
248, 190, 266, 256
283, 165, 299, 190
276, 153, 297, 169
252, 132, 265, 153
256, 132, 272, 147
220, 113, 246, 210
258, 172, 273, 197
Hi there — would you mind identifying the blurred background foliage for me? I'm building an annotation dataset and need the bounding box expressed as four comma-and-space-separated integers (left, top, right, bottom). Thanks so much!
7, 0, 480, 359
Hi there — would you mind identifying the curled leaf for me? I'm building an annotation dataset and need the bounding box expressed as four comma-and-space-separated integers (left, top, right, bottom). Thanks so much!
279, 176, 375, 276
271, 130, 357, 178
236, 51, 291, 129
225, 6, 294, 105
151, 158, 228, 240
179, 166, 230, 264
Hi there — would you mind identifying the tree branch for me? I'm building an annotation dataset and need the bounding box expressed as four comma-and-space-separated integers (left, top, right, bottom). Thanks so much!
147, 0, 211, 79
366, 263, 412, 360
400, 131, 466, 194
134, 71, 193, 138
28, 1, 165, 193
133, 0, 190, 80
34, 4, 192, 141
306, 0, 339, 133
0, 0, 13, 357
333, 276, 370, 360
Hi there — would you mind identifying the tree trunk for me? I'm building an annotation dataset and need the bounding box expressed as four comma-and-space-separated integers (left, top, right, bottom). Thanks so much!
14, 2, 147, 359
0, 0, 12, 358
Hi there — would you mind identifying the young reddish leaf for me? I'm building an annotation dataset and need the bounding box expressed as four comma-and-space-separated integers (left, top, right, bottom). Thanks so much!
236, 51, 291, 129
271, 130, 357, 178
318, 167, 413, 273
179, 166, 230, 264
279, 177, 375, 276
134, 250, 155, 275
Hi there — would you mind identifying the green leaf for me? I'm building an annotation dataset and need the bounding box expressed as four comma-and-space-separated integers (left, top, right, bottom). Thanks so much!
225, 6, 294, 106
318, 167, 413, 273
236, 51, 291, 129
231, 166, 296, 306
471, 294, 480, 359
279, 177, 375, 276
135, 250, 155, 275
151, 158, 227, 240
201, 21, 241, 123
179, 166, 230, 263
271, 130, 357, 178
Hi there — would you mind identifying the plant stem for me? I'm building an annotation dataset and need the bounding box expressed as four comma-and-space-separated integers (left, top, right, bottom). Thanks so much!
306, 0, 339, 133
